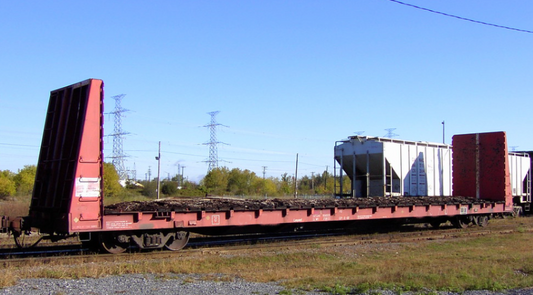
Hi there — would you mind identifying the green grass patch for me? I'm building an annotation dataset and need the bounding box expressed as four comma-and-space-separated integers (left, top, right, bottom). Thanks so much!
2, 218, 533, 293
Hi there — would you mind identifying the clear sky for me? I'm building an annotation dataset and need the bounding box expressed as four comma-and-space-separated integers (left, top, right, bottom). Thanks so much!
1, 1, 532, 182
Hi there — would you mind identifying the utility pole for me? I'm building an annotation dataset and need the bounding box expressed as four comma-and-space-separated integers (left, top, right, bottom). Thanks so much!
156, 141, 161, 200
442, 121, 445, 144
324, 165, 328, 191
132, 163, 137, 181
294, 153, 299, 198
311, 172, 315, 192
181, 166, 186, 186
262, 166, 267, 180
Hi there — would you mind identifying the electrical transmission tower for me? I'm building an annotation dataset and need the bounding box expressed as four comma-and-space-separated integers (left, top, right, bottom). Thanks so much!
203, 111, 227, 172
384, 128, 399, 138
132, 163, 137, 181
109, 94, 130, 181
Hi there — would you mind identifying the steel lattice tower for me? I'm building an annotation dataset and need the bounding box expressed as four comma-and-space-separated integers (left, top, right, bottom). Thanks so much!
109, 94, 129, 180
204, 111, 225, 172
384, 128, 399, 138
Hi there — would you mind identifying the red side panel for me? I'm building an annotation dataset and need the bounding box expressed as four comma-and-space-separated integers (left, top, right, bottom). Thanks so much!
452, 132, 512, 205
69, 80, 104, 232
30, 79, 104, 234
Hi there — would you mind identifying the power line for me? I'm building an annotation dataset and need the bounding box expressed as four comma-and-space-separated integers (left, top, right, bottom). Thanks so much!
387, 0, 533, 34
0, 143, 38, 148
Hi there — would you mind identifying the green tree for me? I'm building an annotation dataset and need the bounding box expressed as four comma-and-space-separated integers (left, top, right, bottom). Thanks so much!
252, 177, 278, 197
13, 165, 36, 196
161, 180, 178, 196
264, 178, 279, 196
278, 173, 293, 195
227, 168, 257, 195
202, 167, 230, 195
139, 180, 157, 198
174, 180, 204, 197
313, 170, 335, 195
103, 163, 124, 198
0, 171, 16, 198
298, 175, 313, 195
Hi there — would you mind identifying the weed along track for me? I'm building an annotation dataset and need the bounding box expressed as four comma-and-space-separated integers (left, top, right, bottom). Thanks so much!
1, 217, 532, 292
189, 219, 529, 256
1, 217, 529, 264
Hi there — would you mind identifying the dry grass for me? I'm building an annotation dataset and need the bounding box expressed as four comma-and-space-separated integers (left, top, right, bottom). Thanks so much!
0, 217, 532, 293
0, 197, 31, 216
1, 218, 533, 293
165, 231, 533, 292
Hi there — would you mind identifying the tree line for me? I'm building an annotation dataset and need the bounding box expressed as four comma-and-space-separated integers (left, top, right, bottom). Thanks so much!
201, 167, 338, 197
0, 165, 36, 198
126, 166, 345, 201
1, 163, 349, 203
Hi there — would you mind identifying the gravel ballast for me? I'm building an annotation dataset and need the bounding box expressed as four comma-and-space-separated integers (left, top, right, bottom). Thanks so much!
0, 274, 325, 295
1, 274, 532, 295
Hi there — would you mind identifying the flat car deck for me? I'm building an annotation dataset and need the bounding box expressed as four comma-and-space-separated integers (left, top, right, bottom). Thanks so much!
104, 196, 502, 213
96, 196, 508, 234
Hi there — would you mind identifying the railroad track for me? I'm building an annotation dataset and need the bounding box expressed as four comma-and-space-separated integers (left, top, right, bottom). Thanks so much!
0, 217, 530, 267
0, 231, 345, 263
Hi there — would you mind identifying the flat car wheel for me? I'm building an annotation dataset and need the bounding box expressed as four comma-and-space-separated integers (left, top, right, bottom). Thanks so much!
452, 217, 469, 229
13, 231, 42, 249
477, 215, 489, 227
100, 233, 128, 254
430, 221, 441, 229
165, 231, 189, 251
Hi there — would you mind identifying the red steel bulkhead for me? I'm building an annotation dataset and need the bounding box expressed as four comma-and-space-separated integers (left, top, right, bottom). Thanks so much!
30, 79, 104, 234
69, 79, 104, 232
452, 132, 513, 209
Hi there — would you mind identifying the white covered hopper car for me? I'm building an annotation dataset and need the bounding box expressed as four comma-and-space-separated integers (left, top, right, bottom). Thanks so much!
335, 135, 531, 213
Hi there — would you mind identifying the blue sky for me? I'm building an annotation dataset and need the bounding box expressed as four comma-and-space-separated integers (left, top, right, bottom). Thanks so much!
1, 1, 532, 182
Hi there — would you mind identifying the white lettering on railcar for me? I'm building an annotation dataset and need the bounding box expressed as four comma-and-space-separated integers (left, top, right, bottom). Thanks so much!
356, 215, 372, 220
75, 177, 101, 197
212, 215, 220, 225
106, 220, 133, 229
